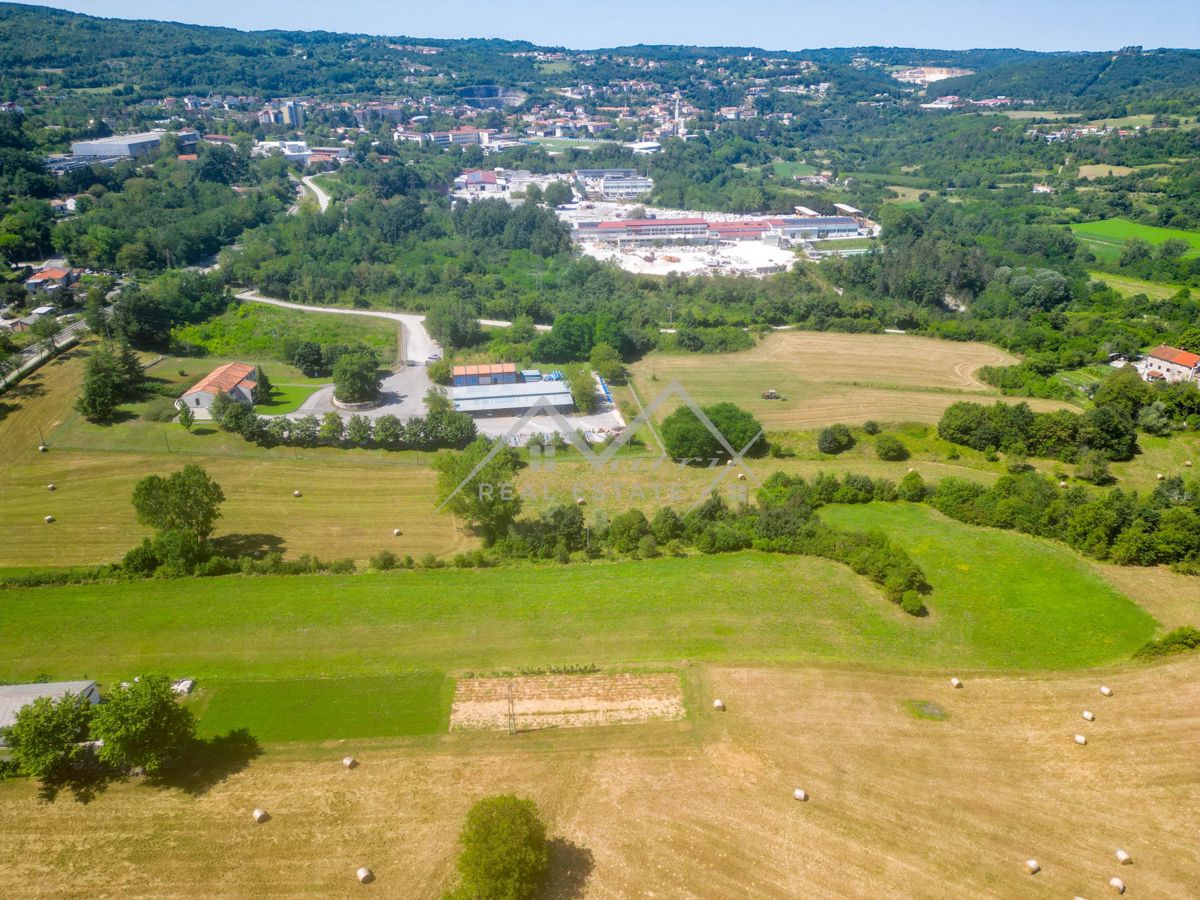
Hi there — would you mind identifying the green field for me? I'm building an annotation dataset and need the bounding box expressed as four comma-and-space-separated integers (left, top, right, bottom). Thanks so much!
522, 137, 614, 151
172, 302, 400, 363
1088, 269, 1188, 300
190, 674, 450, 741
820, 504, 1157, 667
1071, 218, 1200, 262
771, 160, 818, 178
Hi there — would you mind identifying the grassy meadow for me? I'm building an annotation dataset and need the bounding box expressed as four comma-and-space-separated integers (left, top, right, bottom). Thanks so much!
628, 330, 1078, 431
172, 301, 401, 362
1088, 269, 1188, 300
1070, 217, 1200, 262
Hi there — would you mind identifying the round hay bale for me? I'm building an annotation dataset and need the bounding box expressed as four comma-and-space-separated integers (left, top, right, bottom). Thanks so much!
1024, 859, 1040, 875
950, 677, 963, 689
576, 497, 586, 506
1108, 877, 1125, 894
712, 698, 725, 711
392, 528, 401, 537
1059, 481, 1069, 488
725, 459, 734, 466
1185, 460, 1193, 468
1115, 849, 1132, 865
356, 867, 374, 884
1100, 685, 1113, 697
44, 515, 55, 523
1156, 472, 1165, 481
38, 444, 47, 453
737, 473, 747, 481
793, 788, 808, 802
293, 490, 302, 498
252, 808, 269, 824
1082, 710, 1095, 722
1074, 734, 1088, 746
46, 483, 56, 491
343, 756, 358, 769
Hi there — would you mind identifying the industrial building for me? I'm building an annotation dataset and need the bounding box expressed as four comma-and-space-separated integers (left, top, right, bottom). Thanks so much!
574, 168, 655, 199
451, 379, 574, 417
573, 215, 861, 246
70, 129, 198, 160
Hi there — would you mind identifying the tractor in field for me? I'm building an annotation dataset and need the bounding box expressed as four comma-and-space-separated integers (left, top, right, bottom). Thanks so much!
761, 389, 781, 400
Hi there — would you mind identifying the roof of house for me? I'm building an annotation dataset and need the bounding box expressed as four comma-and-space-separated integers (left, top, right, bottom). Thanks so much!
1148, 345, 1200, 368
596, 218, 707, 229
183, 361, 258, 396
26, 267, 72, 283
0, 681, 98, 731
452, 362, 517, 377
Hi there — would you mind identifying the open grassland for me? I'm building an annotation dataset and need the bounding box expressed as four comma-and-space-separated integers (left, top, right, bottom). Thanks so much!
629, 331, 1077, 430
0, 659, 1196, 898
1071, 217, 1200, 262
0, 508, 1159, 687
172, 302, 401, 363
0, 347, 467, 567
771, 159, 818, 178
1077, 163, 1135, 179
1088, 269, 1188, 300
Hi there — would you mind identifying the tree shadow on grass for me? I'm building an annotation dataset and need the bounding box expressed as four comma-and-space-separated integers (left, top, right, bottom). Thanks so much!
146, 728, 263, 796
37, 759, 125, 805
539, 838, 594, 900
210, 533, 287, 559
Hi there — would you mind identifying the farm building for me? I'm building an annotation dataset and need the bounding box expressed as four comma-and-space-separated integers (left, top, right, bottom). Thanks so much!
452, 379, 574, 417
573, 215, 861, 246
1142, 345, 1200, 384
24, 267, 77, 294
179, 361, 260, 413
452, 362, 520, 387
0, 681, 100, 742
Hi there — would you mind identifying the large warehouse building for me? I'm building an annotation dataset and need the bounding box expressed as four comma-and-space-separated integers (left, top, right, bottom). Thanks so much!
70, 129, 198, 160
451, 379, 574, 417
573, 215, 861, 246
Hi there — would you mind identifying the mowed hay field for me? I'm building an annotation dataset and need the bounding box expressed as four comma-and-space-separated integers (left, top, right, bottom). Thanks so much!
629, 331, 1077, 430
0, 660, 1197, 898
0, 346, 469, 568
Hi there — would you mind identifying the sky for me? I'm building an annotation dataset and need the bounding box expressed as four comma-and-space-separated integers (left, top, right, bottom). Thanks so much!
10, 0, 1200, 52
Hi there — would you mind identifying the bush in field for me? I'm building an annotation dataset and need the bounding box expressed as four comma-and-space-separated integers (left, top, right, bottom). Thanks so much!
875, 434, 909, 461
0, 692, 95, 777
817, 424, 854, 455
449, 795, 548, 900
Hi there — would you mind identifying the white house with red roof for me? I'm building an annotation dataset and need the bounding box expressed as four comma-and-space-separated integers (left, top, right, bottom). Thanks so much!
178, 361, 260, 417
1143, 345, 1200, 384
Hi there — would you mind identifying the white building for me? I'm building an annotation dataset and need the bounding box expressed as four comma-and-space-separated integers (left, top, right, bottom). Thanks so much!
1142, 345, 1200, 384
179, 361, 260, 415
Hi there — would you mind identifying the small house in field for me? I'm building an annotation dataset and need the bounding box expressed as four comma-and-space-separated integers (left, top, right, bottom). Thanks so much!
179, 361, 260, 413
0, 681, 100, 743
1143, 345, 1200, 384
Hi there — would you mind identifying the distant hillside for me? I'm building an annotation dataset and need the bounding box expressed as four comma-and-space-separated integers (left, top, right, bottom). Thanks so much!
936, 47, 1200, 108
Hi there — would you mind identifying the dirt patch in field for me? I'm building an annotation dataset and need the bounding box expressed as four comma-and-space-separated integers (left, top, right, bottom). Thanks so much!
450, 673, 685, 731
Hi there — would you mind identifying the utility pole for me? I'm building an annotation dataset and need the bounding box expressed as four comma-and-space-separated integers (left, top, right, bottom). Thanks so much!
506, 681, 517, 736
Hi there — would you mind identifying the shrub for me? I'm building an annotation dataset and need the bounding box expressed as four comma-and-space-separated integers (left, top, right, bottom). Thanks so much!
142, 397, 180, 422
817, 424, 854, 455
1133, 626, 1200, 660
899, 591, 927, 616
875, 434, 909, 461
371, 550, 398, 571
428, 358, 452, 385
897, 470, 927, 502
450, 795, 548, 900
662, 402, 765, 461
863, 420, 881, 435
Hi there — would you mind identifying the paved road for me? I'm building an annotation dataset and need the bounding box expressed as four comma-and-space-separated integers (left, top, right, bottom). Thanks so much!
235, 290, 440, 364
0, 316, 93, 391
301, 175, 332, 212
